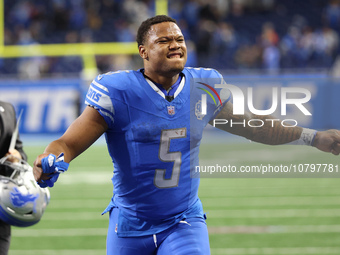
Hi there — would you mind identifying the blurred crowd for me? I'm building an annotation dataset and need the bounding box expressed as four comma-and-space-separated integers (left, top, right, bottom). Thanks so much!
1, 0, 340, 78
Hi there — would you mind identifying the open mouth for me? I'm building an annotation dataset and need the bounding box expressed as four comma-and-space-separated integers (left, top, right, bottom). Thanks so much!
167, 53, 182, 59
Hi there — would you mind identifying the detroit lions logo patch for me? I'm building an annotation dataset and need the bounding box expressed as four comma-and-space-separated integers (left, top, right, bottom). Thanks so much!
10, 187, 39, 213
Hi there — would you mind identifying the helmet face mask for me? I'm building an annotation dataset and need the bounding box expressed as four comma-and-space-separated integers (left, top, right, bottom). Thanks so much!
0, 156, 50, 227
0, 160, 22, 183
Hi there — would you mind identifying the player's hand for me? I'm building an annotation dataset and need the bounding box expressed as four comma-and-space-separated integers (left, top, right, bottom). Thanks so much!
33, 153, 69, 188
5, 149, 22, 162
313, 129, 340, 155
33, 153, 51, 185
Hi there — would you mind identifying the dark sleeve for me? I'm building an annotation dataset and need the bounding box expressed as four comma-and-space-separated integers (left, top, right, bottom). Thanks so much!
0, 101, 27, 160
15, 135, 27, 161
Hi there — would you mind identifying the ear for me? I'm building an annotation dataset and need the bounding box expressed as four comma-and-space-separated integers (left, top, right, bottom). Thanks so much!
139, 45, 148, 60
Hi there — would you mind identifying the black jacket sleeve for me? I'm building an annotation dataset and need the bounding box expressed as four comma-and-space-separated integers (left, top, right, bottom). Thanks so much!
0, 101, 27, 160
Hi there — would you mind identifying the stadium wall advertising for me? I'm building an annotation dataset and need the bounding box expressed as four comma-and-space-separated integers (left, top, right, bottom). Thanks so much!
0, 75, 339, 134
0, 79, 81, 134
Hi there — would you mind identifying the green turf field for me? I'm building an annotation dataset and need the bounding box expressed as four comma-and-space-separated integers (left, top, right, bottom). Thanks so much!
8, 141, 340, 255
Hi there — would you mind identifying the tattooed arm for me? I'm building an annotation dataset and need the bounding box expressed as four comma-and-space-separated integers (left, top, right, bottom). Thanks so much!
210, 101, 340, 154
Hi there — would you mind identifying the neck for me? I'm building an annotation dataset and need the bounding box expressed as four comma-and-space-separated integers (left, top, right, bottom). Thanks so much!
143, 71, 180, 91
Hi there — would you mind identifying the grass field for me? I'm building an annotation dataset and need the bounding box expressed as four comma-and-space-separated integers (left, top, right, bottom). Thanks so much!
8, 140, 340, 255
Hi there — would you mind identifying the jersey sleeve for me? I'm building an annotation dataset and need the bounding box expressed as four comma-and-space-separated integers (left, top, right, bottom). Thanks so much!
85, 77, 115, 128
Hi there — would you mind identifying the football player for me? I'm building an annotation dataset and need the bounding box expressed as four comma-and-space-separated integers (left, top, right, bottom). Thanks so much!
0, 101, 27, 255
33, 15, 340, 255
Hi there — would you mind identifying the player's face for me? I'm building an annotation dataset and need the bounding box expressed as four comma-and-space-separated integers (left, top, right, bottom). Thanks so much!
141, 22, 187, 77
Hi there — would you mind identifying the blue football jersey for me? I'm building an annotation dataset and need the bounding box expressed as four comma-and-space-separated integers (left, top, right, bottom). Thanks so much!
85, 67, 229, 237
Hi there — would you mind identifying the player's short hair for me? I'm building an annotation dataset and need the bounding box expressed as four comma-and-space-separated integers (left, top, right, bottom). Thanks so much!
136, 15, 177, 46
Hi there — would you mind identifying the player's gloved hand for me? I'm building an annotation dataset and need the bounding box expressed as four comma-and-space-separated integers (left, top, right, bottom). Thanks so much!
38, 153, 69, 188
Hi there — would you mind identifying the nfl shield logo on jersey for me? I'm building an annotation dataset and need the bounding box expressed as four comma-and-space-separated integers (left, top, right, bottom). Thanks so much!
167, 105, 175, 115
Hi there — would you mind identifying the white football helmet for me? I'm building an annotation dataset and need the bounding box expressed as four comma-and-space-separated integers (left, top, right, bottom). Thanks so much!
0, 155, 50, 227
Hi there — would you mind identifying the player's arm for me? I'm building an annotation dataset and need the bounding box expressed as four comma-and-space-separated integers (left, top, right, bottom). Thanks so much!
33, 106, 108, 183
210, 100, 340, 155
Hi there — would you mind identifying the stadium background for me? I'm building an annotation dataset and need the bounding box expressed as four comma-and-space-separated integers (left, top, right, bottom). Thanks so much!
1, 0, 340, 254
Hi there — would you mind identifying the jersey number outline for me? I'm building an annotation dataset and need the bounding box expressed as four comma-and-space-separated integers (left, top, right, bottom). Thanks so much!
154, 128, 187, 189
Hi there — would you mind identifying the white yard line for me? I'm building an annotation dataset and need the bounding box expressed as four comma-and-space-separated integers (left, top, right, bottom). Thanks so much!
58, 170, 112, 185
49, 199, 110, 208
201, 196, 340, 207
200, 146, 320, 165
38, 208, 340, 221
50, 195, 340, 209
41, 212, 108, 221
9, 250, 106, 255
9, 247, 340, 255
207, 208, 340, 218
12, 228, 107, 237
211, 247, 340, 255
12, 225, 340, 237
208, 225, 340, 234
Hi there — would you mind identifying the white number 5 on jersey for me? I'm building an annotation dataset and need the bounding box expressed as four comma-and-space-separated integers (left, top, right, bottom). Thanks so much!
154, 128, 187, 188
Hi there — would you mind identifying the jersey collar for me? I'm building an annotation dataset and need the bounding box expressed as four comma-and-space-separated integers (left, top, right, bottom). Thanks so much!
139, 69, 185, 100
